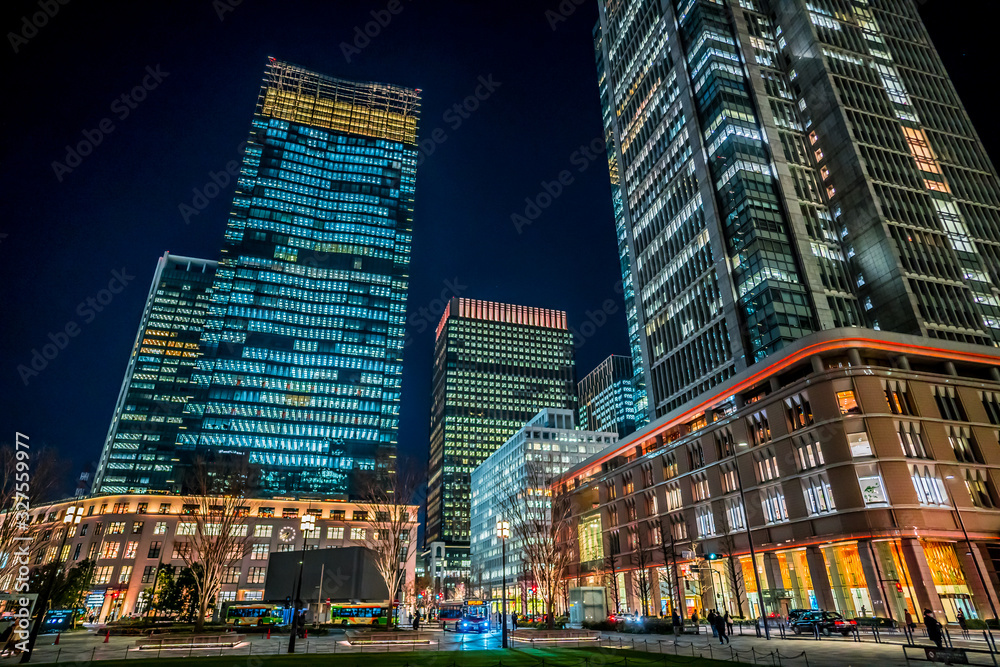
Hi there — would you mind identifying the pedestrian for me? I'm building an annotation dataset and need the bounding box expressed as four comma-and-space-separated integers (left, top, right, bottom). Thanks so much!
724, 611, 733, 635
904, 609, 916, 633
412, 611, 420, 631
512, 612, 518, 631
714, 611, 730, 645
923, 609, 943, 648
957, 609, 968, 635
691, 610, 699, 630
671, 610, 680, 633
860, 605, 867, 618
708, 610, 718, 637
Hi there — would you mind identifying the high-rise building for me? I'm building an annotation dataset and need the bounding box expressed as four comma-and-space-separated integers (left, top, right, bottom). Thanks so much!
551, 0, 1000, 623
426, 298, 577, 589
93, 253, 217, 494
178, 59, 420, 496
578, 354, 637, 438
595, 0, 1000, 421
469, 409, 617, 597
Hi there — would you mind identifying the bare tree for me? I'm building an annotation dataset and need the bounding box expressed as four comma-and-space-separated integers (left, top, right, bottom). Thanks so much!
0, 443, 64, 590
497, 463, 575, 630
179, 457, 258, 632
604, 551, 622, 614
720, 532, 746, 616
359, 462, 419, 631
630, 530, 652, 616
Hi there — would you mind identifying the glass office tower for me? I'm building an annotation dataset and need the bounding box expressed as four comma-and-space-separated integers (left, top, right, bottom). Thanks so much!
178, 59, 420, 496
93, 253, 217, 494
425, 298, 577, 588
595, 0, 1000, 421
578, 354, 637, 439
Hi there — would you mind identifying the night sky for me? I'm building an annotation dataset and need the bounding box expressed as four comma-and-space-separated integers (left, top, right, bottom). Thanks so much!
2, 1, 997, 497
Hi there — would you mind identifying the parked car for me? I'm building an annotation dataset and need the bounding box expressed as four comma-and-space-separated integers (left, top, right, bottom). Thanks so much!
786, 609, 812, 623
455, 614, 490, 633
790, 611, 857, 636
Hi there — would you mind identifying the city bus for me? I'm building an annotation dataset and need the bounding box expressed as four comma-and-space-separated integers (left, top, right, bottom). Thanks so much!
328, 602, 398, 626
224, 603, 287, 626
438, 599, 491, 631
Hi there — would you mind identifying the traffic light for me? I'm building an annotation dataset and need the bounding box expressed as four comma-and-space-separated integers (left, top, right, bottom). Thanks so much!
705, 553, 723, 561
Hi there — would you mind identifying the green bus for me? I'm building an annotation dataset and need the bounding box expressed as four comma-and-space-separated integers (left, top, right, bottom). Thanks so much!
225, 603, 287, 626
329, 602, 398, 626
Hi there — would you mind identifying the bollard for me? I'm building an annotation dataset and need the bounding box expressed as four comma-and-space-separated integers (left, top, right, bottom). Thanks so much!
267, 627, 271, 639
304, 628, 308, 639
54, 631, 60, 645
105, 630, 111, 643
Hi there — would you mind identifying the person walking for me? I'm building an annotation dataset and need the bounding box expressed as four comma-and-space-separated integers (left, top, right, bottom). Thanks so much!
924, 609, 943, 648
671, 610, 680, 636
691, 610, 699, 633
724, 611, 733, 635
714, 611, 730, 645
708, 610, 718, 637
512, 612, 518, 631
957, 610, 968, 637
904, 609, 915, 633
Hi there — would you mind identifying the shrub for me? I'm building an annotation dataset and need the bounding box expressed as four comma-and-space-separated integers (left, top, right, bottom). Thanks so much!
582, 620, 620, 632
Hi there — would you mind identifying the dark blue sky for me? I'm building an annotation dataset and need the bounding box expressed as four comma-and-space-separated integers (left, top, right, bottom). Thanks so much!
1, 0, 995, 497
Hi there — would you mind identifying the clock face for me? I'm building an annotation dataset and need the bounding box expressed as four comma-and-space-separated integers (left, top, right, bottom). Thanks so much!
279, 526, 297, 543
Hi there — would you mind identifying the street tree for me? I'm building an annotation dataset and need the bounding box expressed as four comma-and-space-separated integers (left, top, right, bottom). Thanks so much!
359, 460, 420, 631
497, 463, 576, 630
179, 457, 258, 631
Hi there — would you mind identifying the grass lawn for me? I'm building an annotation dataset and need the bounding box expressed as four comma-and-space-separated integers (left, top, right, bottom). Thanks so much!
65, 647, 750, 667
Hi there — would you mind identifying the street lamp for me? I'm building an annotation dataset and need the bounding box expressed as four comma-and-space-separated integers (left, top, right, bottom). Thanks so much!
288, 513, 315, 654
735, 443, 770, 640
497, 519, 510, 649
21, 506, 81, 664
943, 474, 998, 637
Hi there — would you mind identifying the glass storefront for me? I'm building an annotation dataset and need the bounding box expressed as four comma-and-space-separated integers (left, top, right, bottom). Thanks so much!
923, 541, 975, 621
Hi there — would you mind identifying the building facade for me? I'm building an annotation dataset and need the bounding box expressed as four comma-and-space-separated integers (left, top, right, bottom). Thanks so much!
178, 59, 421, 496
92, 253, 217, 495
555, 330, 1000, 623
595, 0, 1000, 422
425, 298, 578, 591
579, 355, 638, 439
470, 409, 617, 602
13, 494, 417, 623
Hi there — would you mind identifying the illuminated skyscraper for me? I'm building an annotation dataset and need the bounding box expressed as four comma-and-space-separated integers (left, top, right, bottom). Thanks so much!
425, 298, 577, 588
578, 354, 637, 438
178, 59, 420, 496
595, 0, 1000, 421
93, 253, 217, 494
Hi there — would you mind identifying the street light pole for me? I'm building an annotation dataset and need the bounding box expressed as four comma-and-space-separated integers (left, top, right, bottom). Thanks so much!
735, 444, 770, 639
288, 514, 314, 654
21, 505, 81, 664
944, 475, 999, 633
497, 519, 509, 649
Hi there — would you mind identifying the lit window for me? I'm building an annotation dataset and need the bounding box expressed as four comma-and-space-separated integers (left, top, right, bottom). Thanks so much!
836, 390, 860, 415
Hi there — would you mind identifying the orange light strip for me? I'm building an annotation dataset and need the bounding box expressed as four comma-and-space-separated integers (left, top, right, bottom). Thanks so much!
434, 297, 568, 340
555, 336, 1000, 485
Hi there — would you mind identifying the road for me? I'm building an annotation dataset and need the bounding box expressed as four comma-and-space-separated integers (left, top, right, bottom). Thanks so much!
3, 624, 996, 667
